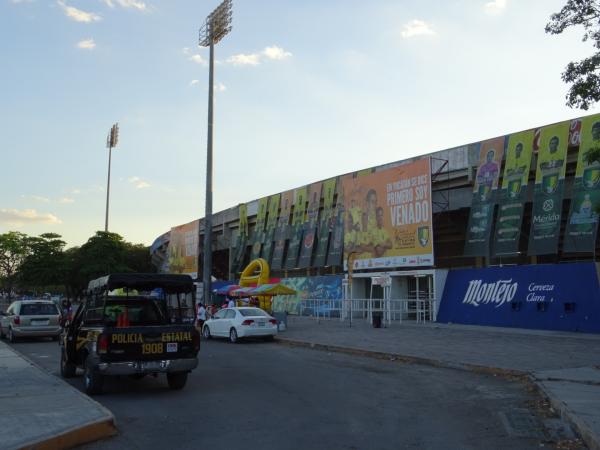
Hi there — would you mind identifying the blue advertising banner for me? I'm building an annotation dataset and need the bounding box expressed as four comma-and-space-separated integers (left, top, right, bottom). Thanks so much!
437, 263, 600, 333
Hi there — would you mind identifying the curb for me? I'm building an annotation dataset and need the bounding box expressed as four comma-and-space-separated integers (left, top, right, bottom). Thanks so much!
533, 378, 600, 450
2, 342, 117, 450
276, 336, 599, 450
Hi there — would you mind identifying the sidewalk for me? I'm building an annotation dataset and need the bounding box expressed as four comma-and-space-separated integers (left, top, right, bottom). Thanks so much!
0, 341, 116, 450
277, 316, 600, 450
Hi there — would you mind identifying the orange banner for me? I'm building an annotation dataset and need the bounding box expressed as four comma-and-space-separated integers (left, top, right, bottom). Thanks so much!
342, 158, 433, 270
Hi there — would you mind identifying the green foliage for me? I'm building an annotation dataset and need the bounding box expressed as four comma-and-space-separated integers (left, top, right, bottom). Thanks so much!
19, 233, 67, 289
546, 0, 600, 109
0, 231, 31, 299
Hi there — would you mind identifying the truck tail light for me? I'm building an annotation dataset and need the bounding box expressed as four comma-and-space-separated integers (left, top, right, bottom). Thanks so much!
241, 319, 254, 326
13, 316, 20, 325
98, 334, 108, 354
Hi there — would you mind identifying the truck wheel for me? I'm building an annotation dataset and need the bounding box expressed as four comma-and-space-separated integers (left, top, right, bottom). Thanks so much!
60, 348, 77, 378
202, 326, 211, 340
167, 372, 188, 390
84, 357, 104, 395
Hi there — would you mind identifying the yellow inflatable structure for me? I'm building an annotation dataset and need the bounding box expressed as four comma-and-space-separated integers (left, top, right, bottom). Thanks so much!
239, 258, 271, 312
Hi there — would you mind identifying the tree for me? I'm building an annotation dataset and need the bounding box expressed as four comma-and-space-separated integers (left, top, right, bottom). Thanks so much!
0, 232, 31, 299
19, 233, 67, 292
546, 0, 600, 110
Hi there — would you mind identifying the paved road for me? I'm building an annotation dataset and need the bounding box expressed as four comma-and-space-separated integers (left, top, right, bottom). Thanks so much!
7, 338, 583, 450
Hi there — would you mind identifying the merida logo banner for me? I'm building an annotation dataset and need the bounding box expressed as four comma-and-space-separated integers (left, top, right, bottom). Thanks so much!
438, 263, 600, 333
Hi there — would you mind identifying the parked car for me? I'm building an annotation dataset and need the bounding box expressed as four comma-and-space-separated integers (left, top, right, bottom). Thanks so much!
202, 307, 278, 343
0, 300, 62, 342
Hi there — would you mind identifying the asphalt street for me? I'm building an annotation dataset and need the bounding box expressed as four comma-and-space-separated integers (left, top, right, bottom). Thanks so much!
7, 337, 582, 450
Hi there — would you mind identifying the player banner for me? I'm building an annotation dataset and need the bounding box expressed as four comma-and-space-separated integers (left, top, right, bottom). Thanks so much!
231, 203, 248, 274
285, 186, 307, 269
167, 219, 199, 278
261, 194, 280, 263
342, 158, 433, 270
493, 131, 534, 256
528, 121, 570, 255
250, 197, 269, 260
464, 137, 505, 256
271, 190, 293, 270
564, 115, 600, 252
314, 178, 337, 267
298, 182, 322, 268
327, 178, 345, 267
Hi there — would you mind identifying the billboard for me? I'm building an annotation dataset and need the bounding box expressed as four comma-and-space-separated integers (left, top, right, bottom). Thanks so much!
528, 121, 570, 255
231, 203, 248, 274
285, 186, 308, 269
342, 158, 433, 270
314, 178, 337, 267
464, 137, 505, 256
271, 190, 293, 270
437, 263, 600, 333
261, 194, 280, 263
272, 275, 343, 314
167, 219, 199, 278
298, 182, 322, 268
493, 131, 534, 256
250, 197, 269, 260
564, 114, 600, 252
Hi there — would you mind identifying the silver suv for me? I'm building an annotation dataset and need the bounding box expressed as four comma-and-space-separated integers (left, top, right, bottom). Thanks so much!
0, 300, 61, 342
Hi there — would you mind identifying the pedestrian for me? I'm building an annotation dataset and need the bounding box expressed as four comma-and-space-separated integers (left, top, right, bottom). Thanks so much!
228, 297, 235, 308
196, 303, 206, 333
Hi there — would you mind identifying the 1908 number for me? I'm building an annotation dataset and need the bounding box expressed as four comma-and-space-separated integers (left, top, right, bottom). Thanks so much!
142, 343, 163, 354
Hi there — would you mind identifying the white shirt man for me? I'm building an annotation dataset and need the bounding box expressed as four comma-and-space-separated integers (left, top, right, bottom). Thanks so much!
227, 298, 235, 308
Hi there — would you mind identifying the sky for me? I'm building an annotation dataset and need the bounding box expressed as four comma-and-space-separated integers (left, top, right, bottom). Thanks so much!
2, 0, 600, 248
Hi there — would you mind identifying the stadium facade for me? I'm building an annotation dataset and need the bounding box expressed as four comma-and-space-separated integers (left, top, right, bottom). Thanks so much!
151, 113, 600, 333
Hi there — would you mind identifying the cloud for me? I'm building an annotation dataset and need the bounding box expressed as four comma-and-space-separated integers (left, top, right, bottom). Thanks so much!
227, 53, 261, 66
263, 46, 292, 61
58, 197, 75, 204
21, 195, 50, 203
401, 19, 435, 38
128, 176, 150, 189
77, 39, 96, 49
484, 0, 507, 14
102, 0, 147, 11
70, 188, 81, 195
215, 82, 226, 92
189, 79, 199, 86
57, 1, 101, 23
0, 209, 62, 226
189, 54, 207, 66
11, 0, 35, 4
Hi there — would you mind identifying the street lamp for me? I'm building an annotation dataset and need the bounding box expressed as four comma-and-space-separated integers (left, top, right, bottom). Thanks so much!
105, 123, 119, 232
198, 0, 232, 305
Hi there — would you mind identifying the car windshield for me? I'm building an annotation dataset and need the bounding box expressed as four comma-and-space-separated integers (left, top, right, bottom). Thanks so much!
20, 303, 59, 315
238, 308, 268, 317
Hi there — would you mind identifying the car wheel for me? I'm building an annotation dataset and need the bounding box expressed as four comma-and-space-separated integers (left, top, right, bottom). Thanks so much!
229, 327, 238, 344
84, 356, 104, 395
8, 327, 16, 343
60, 348, 77, 378
167, 372, 188, 390
202, 326, 211, 340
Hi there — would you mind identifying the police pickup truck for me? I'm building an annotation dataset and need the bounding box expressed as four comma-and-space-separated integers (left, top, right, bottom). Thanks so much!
60, 273, 200, 395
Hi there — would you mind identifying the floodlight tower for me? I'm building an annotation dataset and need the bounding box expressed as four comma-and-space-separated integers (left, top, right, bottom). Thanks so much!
105, 123, 119, 232
199, 0, 232, 304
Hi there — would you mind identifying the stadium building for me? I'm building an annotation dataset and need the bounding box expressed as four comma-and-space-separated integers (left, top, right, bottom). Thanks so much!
151, 113, 600, 334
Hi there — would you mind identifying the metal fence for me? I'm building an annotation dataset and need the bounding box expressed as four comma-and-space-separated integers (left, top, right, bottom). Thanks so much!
296, 297, 437, 325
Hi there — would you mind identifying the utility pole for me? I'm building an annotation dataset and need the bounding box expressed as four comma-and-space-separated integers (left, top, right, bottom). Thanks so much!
105, 123, 119, 232
198, 0, 233, 304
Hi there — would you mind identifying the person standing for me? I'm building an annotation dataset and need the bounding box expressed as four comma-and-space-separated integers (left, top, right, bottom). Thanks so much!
196, 303, 206, 333
228, 297, 235, 308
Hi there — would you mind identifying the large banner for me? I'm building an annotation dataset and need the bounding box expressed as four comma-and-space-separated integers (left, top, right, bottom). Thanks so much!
250, 197, 269, 260
231, 204, 248, 274
314, 178, 337, 267
298, 182, 322, 268
285, 187, 307, 269
564, 115, 600, 252
271, 190, 292, 270
528, 121, 570, 255
167, 219, 199, 278
260, 194, 280, 263
464, 137, 505, 256
493, 131, 534, 256
272, 275, 343, 314
342, 158, 433, 270
437, 263, 600, 333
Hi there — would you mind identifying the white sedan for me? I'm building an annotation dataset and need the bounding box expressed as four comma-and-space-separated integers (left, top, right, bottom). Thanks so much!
202, 307, 277, 343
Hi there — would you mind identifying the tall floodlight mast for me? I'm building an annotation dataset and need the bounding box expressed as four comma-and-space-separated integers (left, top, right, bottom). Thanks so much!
105, 123, 119, 232
199, 0, 232, 304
